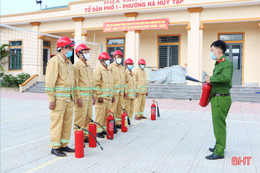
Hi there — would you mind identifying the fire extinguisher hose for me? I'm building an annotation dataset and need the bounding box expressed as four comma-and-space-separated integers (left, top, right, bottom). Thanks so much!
74, 124, 104, 150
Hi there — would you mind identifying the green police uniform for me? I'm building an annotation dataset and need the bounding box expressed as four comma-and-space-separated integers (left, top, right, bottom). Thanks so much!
210, 55, 233, 156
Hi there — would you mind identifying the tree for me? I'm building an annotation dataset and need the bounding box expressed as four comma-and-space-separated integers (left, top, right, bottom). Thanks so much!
0, 44, 9, 71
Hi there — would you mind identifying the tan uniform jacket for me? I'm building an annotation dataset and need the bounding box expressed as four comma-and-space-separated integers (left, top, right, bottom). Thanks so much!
45, 54, 74, 102
134, 66, 148, 95
73, 60, 94, 99
125, 68, 136, 99
93, 64, 114, 100
108, 62, 126, 96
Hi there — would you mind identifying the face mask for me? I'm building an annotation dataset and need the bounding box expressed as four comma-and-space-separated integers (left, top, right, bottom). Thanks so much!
65, 50, 73, 58
104, 60, 110, 66
140, 65, 145, 70
116, 58, 122, 64
210, 52, 217, 61
83, 53, 90, 61
127, 65, 134, 70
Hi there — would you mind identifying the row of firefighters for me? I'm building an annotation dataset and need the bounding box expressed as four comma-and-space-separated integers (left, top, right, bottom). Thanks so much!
45, 37, 149, 157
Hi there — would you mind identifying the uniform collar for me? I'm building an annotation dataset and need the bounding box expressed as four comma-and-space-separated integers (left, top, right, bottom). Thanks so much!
79, 59, 87, 67
58, 53, 70, 63
113, 61, 121, 67
101, 64, 109, 71
127, 68, 133, 74
216, 55, 226, 64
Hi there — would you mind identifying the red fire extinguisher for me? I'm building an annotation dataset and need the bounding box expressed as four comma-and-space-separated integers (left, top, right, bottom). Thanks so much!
75, 124, 104, 150
151, 100, 156, 121
89, 117, 113, 140
89, 123, 96, 148
107, 114, 114, 140
121, 110, 128, 133
199, 83, 212, 107
75, 130, 84, 158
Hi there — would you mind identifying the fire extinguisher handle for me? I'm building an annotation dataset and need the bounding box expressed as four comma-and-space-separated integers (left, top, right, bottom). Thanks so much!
88, 119, 113, 140
74, 124, 104, 150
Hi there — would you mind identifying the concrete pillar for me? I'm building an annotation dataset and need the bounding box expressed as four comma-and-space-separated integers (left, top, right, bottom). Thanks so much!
187, 7, 203, 85
30, 22, 43, 81
258, 23, 260, 86
73, 17, 85, 63
124, 12, 139, 69
135, 30, 141, 68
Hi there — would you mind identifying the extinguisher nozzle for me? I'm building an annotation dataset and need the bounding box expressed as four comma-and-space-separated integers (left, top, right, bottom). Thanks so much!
100, 146, 104, 150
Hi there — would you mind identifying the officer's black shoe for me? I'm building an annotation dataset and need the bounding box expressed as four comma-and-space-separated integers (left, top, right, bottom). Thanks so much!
51, 148, 66, 157
97, 133, 105, 138
116, 125, 121, 129
84, 138, 89, 143
102, 131, 107, 135
209, 145, 216, 152
205, 153, 224, 160
60, 146, 75, 152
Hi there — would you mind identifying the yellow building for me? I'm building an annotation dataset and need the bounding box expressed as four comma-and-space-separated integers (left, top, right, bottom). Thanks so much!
1, 0, 260, 86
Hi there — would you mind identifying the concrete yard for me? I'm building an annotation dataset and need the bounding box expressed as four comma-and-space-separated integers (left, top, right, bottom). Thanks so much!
1, 91, 260, 173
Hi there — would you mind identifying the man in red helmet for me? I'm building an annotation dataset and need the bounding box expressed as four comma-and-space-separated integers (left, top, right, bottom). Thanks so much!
134, 59, 148, 120
45, 37, 75, 157
124, 58, 136, 123
93, 52, 114, 138
108, 50, 126, 129
73, 44, 96, 143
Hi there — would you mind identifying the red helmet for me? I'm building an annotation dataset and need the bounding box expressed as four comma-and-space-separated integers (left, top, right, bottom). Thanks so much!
98, 52, 111, 60
125, 58, 134, 65
57, 37, 75, 48
138, 59, 146, 65
75, 44, 91, 54
113, 50, 123, 57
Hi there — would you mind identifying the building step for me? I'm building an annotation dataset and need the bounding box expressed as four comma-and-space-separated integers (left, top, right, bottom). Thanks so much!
25, 82, 260, 102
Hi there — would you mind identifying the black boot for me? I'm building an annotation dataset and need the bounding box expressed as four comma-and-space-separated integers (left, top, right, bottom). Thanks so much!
209, 145, 216, 152
205, 153, 224, 160
60, 146, 75, 152
84, 138, 89, 143
116, 125, 121, 129
97, 133, 104, 138
51, 148, 66, 157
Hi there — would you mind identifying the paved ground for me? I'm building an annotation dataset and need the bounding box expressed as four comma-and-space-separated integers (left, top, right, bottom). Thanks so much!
1, 91, 260, 173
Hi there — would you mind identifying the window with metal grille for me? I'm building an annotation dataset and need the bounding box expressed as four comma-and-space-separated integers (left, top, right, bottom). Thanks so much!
158, 36, 180, 68
43, 41, 51, 47
9, 41, 22, 70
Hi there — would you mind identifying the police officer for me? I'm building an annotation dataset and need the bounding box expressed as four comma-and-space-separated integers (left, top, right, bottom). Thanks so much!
205, 40, 233, 160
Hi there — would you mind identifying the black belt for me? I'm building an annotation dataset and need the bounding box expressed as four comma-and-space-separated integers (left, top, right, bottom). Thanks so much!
213, 93, 230, 97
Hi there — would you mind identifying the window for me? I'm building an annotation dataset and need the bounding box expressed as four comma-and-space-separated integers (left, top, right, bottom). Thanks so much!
43, 41, 51, 48
219, 34, 243, 41
107, 38, 125, 45
158, 35, 180, 68
106, 38, 125, 64
9, 41, 22, 70
159, 36, 179, 43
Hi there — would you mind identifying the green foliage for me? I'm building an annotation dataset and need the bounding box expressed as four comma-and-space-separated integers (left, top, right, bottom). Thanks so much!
0, 44, 9, 71
1, 73, 30, 87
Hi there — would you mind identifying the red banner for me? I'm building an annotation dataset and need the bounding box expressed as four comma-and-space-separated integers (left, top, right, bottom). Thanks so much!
103, 18, 169, 32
